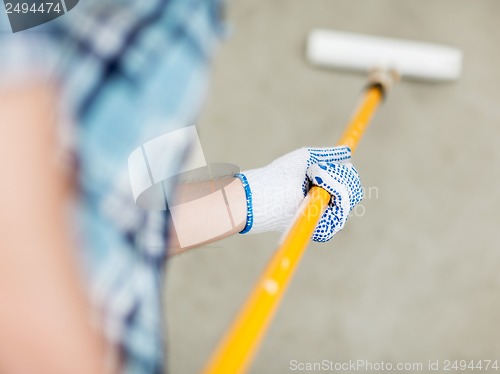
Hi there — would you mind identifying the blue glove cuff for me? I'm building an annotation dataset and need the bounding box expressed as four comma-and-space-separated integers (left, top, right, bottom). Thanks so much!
234, 173, 254, 234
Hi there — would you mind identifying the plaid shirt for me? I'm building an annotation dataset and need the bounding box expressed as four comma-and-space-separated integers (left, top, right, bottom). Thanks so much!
1, 1, 225, 372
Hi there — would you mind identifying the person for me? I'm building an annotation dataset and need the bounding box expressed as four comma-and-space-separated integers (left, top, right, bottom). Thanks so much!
0, 0, 363, 373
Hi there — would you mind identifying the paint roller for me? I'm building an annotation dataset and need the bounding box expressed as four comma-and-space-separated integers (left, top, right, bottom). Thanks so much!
202, 30, 463, 374
307, 29, 462, 82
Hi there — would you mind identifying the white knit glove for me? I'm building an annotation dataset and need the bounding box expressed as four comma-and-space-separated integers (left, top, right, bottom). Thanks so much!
235, 146, 363, 242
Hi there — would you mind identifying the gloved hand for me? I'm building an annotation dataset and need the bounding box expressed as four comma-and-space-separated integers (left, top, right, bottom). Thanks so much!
235, 146, 363, 242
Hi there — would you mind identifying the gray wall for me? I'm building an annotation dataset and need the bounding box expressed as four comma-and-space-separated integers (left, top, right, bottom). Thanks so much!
166, 1, 500, 373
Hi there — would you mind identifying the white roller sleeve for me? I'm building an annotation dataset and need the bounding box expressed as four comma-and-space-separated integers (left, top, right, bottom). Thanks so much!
307, 29, 462, 81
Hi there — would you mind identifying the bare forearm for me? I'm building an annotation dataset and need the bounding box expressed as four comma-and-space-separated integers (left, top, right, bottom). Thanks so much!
168, 177, 247, 255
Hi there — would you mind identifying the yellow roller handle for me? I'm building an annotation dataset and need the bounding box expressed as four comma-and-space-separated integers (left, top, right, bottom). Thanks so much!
202, 85, 384, 374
